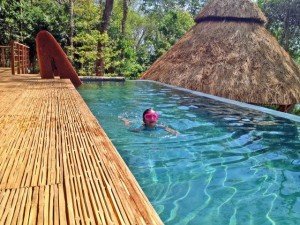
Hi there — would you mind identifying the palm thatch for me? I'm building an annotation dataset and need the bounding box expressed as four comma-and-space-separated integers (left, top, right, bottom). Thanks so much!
141, 0, 300, 106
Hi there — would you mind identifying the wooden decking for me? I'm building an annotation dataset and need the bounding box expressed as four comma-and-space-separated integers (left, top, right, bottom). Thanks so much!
0, 68, 163, 225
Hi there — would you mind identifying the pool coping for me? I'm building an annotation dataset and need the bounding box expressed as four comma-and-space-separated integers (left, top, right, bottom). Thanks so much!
80, 76, 125, 82
136, 80, 300, 123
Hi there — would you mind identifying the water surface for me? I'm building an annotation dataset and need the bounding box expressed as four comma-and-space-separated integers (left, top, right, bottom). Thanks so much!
78, 81, 300, 225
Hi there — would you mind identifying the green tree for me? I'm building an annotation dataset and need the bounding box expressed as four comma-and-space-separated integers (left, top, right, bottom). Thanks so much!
107, 0, 145, 78
72, 0, 99, 76
104, 1, 194, 78
258, 0, 300, 64
140, 0, 207, 15
96, 0, 115, 76
143, 10, 194, 63
72, 0, 120, 76
0, 0, 69, 71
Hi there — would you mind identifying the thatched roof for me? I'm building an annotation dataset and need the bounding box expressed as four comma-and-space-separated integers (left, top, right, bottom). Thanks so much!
141, 0, 300, 106
195, 0, 267, 24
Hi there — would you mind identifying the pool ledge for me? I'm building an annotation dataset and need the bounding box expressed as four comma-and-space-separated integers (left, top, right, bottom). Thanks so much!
139, 80, 300, 123
80, 76, 125, 82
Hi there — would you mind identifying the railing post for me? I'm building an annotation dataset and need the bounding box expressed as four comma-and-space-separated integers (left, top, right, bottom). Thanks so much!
17, 44, 21, 74
1, 48, 3, 67
21, 45, 24, 74
25, 47, 27, 73
10, 41, 15, 75
0, 48, 3, 67
2, 48, 5, 67
20, 45, 23, 74
27, 47, 30, 73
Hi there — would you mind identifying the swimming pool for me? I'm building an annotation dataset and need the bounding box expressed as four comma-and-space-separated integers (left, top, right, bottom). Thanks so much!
78, 81, 300, 225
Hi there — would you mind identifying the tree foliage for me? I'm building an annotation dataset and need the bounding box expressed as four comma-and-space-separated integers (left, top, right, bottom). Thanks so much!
0, 0, 69, 70
258, 0, 300, 64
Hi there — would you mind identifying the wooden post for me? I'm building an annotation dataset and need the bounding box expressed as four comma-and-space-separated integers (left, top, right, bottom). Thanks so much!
26, 47, 29, 73
28, 48, 30, 72
20, 45, 23, 74
10, 41, 15, 75
24, 46, 27, 73
0, 48, 3, 67
21, 45, 24, 74
2, 48, 5, 66
21, 45, 25, 74
1, 48, 3, 67
20, 45, 23, 73
25, 47, 27, 73
17, 44, 21, 74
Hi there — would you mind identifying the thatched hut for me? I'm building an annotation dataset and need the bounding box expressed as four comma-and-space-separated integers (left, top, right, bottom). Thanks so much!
141, 0, 300, 110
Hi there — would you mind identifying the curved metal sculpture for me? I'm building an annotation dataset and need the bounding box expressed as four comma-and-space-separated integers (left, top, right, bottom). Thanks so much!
36, 30, 82, 87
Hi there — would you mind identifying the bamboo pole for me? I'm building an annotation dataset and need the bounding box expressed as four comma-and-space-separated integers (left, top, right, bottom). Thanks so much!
10, 41, 15, 75
27, 47, 30, 73
21, 45, 24, 74
0, 48, 4, 67
17, 44, 21, 74
26, 48, 29, 73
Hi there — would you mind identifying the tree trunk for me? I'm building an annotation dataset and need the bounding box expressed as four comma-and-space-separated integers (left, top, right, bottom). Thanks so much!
283, 2, 291, 49
69, 0, 74, 61
96, 0, 114, 76
278, 104, 294, 113
120, 0, 129, 60
121, 0, 128, 35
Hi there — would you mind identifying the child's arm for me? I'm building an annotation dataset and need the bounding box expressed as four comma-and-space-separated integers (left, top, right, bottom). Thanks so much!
118, 116, 131, 126
158, 124, 179, 136
165, 126, 180, 136
129, 126, 144, 133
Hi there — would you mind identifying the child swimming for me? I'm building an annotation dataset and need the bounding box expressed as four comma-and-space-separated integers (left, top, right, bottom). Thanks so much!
142, 108, 159, 128
119, 108, 179, 135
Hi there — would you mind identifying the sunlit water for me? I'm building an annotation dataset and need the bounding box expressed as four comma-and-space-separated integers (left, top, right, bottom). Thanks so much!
78, 81, 300, 225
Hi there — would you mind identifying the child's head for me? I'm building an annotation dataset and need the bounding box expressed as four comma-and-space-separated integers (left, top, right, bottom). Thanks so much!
143, 108, 159, 127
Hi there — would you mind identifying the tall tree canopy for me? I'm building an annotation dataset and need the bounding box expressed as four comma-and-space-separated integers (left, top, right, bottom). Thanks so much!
258, 0, 300, 64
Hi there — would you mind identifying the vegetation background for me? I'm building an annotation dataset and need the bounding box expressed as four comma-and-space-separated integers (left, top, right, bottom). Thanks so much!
0, 0, 299, 78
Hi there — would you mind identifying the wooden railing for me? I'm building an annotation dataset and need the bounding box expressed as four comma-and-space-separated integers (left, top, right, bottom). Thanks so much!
0, 45, 10, 67
10, 41, 30, 75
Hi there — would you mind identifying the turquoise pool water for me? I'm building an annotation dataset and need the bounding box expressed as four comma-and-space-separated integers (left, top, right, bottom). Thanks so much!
78, 81, 300, 225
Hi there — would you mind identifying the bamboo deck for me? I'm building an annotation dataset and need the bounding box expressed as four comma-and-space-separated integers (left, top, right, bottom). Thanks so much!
0, 68, 163, 225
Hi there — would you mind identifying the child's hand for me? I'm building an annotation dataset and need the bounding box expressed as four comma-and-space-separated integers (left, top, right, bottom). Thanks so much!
165, 127, 180, 136
119, 116, 131, 126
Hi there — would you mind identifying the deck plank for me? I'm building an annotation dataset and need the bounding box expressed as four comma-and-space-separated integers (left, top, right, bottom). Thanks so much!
0, 68, 163, 225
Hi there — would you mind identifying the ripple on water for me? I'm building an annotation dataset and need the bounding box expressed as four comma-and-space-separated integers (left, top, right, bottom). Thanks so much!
78, 81, 300, 225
